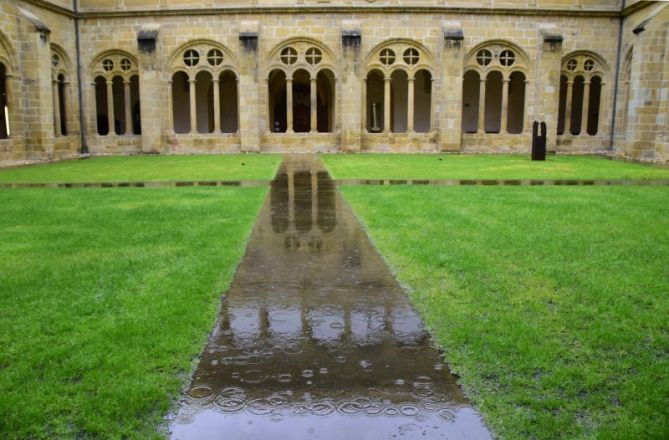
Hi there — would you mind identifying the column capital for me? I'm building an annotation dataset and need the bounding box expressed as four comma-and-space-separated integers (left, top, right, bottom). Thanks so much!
384, 77, 392, 82
212, 78, 220, 83
408, 77, 415, 82
188, 79, 197, 84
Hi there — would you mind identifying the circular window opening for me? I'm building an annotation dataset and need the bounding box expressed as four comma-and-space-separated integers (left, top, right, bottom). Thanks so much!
183, 49, 200, 67
567, 59, 578, 71
51, 54, 60, 68
403, 48, 420, 65
499, 50, 516, 67
584, 59, 595, 71
280, 47, 298, 65
476, 49, 492, 67
120, 58, 131, 71
380, 49, 396, 66
102, 59, 114, 72
207, 49, 224, 66
305, 47, 322, 65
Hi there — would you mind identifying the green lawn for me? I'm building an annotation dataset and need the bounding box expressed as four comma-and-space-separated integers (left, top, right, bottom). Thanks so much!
341, 185, 669, 439
0, 187, 267, 439
0, 154, 282, 183
322, 154, 669, 180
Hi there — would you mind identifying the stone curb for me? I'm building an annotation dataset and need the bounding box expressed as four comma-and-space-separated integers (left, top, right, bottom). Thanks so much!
334, 179, 669, 186
0, 180, 272, 189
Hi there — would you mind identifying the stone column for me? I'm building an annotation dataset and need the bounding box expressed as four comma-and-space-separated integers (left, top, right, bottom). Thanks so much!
440, 31, 465, 151
581, 79, 591, 135
565, 80, 574, 134
477, 78, 486, 133
383, 76, 391, 133
213, 78, 221, 133
189, 78, 197, 134
124, 80, 132, 135
106, 79, 114, 136
501, 77, 510, 133
407, 76, 415, 133
536, 30, 563, 150
167, 80, 174, 133
310, 76, 317, 133
361, 79, 367, 132
52, 79, 61, 136
286, 77, 294, 133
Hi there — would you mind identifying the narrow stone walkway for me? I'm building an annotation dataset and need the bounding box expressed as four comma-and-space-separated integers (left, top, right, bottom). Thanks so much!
169, 155, 492, 439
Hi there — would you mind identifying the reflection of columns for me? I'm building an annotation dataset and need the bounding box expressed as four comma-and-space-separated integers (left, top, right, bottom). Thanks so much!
106, 80, 114, 136
288, 168, 295, 226
123, 80, 132, 135
310, 76, 317, 133
581, 80, 591, 135
188, 78, 197, 134
311, 171, 317, 226
213, 79, 221, 133
286, 77, 294, 133
52, 79, 61, 136
383, 77, 391, 133
167, 80, 174, 133
477, 78, 486, 133
407, 76, 415, 133
565, 80, 574, 134
501, 78, 510, 133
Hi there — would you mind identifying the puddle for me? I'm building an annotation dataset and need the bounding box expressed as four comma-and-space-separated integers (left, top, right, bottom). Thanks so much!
169, 155, 491, 439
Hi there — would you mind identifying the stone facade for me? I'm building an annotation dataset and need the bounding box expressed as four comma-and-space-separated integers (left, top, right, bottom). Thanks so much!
0, 0, 667, 164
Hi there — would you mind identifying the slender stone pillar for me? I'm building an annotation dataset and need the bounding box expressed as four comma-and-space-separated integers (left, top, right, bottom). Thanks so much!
52, 79, 61, 136
407, 76, 415, 133
501, 78, 510, 133
167, 80, 174, 133
477, 78, 486, 133
565, 80, 574, 134
581, 80, 591, 135
106, 80, 114, 135
189, 78, 197, 134
286, 78, 294, 133
124, 80, 132, 135
310, 77, 318, 133
383, 77, 391, 133
213, 79, 221, 133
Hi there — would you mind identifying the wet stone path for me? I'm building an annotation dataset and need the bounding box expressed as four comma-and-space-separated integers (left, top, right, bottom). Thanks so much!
169, 155, 491, 439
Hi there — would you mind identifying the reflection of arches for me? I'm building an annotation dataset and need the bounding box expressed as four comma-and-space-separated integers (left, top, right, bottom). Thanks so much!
557, 51, 607, 136
271, 173, 289, 233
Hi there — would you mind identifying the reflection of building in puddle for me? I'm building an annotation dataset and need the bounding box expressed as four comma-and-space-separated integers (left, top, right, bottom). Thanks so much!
271, 165, 336, 252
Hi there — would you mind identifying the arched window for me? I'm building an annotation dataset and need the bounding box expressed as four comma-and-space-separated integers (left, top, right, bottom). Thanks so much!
266, 38, 337, 134
462, 41, 529, 134
0, 62, 8, 139
91, 52, 141, 136
51, 48, 72, 136
168, 41, 238, 135
557, 52, 607, 136
365, 40, 434, 134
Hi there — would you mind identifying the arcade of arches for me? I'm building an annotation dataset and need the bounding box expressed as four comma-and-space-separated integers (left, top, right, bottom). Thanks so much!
0, 0, 667, 163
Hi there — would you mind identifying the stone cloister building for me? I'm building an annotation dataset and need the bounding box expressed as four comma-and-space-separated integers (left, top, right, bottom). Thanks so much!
0, 0, 667, 164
